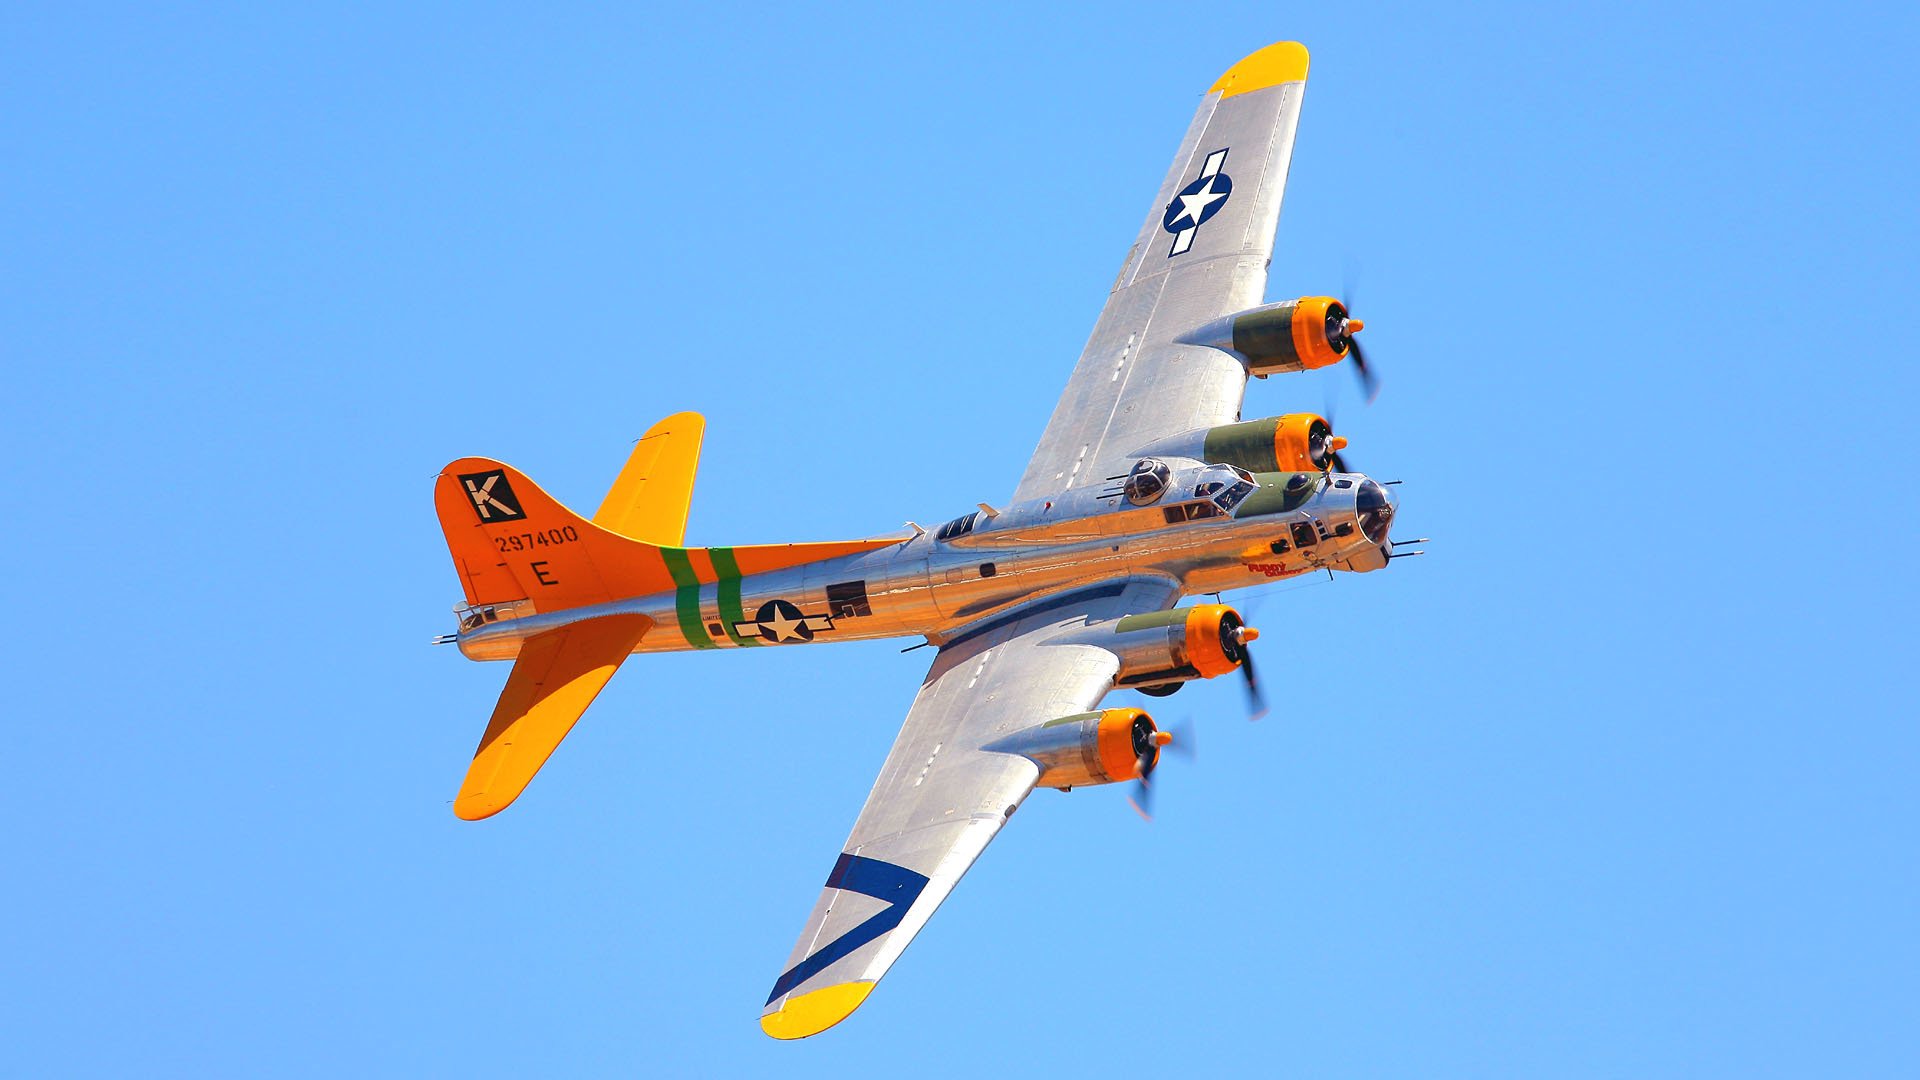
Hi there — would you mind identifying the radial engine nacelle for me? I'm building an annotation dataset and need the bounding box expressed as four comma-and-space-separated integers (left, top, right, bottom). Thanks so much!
1052, 603, 1256, 696
1179, 296, 1360, 377
1137, 413, 1346, 475
986, 707, 1169, 790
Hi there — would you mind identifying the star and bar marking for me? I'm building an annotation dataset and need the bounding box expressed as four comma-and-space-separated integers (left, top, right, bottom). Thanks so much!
734, 599, 836, 644
1162, 147, 1233, 257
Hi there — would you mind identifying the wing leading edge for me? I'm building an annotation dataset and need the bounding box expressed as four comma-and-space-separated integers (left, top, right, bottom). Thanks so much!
759, 577, 1181, 1038
1013, 42, 1311, 503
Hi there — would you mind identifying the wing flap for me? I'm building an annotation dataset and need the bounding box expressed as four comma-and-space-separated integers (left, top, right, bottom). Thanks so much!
454, 613, 652, 820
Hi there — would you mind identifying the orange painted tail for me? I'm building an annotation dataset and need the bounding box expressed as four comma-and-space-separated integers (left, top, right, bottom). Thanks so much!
435, 449, 905, 818
435, 457, 680, 613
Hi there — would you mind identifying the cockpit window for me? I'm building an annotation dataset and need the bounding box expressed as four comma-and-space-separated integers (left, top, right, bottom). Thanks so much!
1124, 459, 1172, 506
1193, 464, 1257, 512
1214, 478, 1256, 512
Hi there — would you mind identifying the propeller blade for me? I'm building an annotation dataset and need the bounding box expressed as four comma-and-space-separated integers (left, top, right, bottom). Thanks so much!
1127, 751, 1156, 820
1329, 450, 1351, 475
1127, 729, 1178, 821
1242, 647, 1268, 721
1347, 333, 1379, 404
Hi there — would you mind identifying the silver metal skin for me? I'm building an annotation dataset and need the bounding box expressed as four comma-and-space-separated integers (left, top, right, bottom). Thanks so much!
453, 470, 1396, 662
745, 50, 1406, 1031
451, 51, 1402, 1029
1012, 73, 1305, 503
983, 711, 1156, 790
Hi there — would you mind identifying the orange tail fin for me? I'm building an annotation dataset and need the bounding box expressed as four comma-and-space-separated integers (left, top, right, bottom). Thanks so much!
435, 457, 679, 612
435, 453, 904, 818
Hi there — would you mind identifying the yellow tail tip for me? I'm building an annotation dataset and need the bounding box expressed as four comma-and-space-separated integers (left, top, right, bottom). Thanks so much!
1209, 41, 1310, 98
761, 981, 875, 1040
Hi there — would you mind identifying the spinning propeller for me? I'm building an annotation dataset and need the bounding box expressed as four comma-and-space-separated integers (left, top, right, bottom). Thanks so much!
1127, 716, 1195, 821
1126, 615, 1264, 821
1330, 300, 1376, 404
1220, 612, 1266, 721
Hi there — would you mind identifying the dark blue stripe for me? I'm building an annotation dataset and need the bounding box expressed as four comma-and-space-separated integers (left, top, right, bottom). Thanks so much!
766, 854, 929, 1005
941, 582, 1131, 652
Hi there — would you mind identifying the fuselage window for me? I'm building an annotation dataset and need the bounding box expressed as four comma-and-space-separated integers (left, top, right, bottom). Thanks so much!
1290, 521, 1318, 548
826, 580, 872, 618
1162, 501, 1220, 524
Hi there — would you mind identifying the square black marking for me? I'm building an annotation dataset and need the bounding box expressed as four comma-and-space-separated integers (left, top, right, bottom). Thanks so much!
458, 469, 526, 523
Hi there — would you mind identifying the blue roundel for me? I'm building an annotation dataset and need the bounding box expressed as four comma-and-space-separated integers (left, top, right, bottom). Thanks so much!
1162, 172, 1234, 233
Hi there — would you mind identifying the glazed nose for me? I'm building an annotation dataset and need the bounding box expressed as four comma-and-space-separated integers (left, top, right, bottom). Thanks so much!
1355, 478, 1395, 544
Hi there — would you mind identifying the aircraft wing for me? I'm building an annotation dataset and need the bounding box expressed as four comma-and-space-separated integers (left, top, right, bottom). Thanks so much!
1012, 42, 1311, 503
759, 576, 1180, 1039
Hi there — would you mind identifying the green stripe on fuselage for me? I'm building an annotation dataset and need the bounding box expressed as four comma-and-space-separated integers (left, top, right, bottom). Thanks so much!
659, 547, 716, 649
709, 546, 761, 647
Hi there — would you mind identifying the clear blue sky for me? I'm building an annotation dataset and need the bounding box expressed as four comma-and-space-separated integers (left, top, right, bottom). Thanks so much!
5, 2, 1916, 1075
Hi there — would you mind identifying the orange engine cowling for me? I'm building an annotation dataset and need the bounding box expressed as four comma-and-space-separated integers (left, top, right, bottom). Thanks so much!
1101, 603, 1255, 693
1198, 413, 1346, 474
1180, 296, 1358, 377
986, 708, 1166, 791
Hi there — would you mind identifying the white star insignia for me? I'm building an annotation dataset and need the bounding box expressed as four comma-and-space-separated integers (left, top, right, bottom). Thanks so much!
1172, 177, 1227, 229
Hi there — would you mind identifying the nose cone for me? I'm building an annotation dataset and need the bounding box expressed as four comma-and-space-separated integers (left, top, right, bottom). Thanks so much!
1356, 478, 1395, 544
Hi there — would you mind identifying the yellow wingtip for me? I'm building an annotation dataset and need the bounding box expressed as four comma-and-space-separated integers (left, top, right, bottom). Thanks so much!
1209, 41, 1310, 98
760, 981, 875, 1040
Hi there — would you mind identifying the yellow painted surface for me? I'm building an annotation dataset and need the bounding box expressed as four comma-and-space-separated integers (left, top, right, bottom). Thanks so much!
1208, 41, 1309, 98
594, 411, 705, 545
760, 981, 875, 1040
453, 614, 653, 820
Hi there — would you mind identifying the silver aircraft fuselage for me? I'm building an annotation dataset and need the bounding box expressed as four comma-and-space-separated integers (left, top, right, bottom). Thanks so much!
456, 464, 1398, 662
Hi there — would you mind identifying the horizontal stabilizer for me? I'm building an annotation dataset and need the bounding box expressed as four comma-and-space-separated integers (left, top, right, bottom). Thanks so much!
595, 411, 704, 544
455, 613, 653, 820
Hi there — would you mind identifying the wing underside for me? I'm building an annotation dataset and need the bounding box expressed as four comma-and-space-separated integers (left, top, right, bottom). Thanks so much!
760, 577, 1180, 1038
1013, 42, 1311, 503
